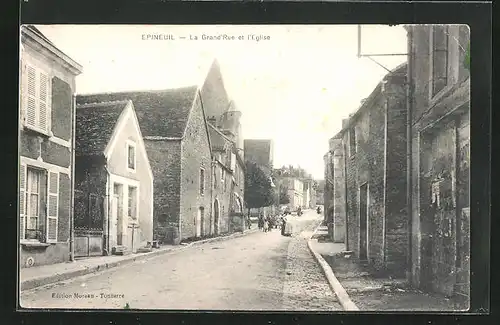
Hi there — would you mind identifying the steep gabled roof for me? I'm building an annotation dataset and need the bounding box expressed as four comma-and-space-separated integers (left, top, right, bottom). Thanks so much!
75, 100, 129, 157
76, 86, 198, 138
199, 59, 231, 119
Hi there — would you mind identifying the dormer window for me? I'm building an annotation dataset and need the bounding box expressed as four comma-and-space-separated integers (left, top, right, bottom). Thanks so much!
22, 64, 51, 135
127, 140, 136, 172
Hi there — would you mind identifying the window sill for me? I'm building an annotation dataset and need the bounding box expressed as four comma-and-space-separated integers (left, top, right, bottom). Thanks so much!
128, 218, 139, 226
23, 125, 51, 138
20, 240, 51, 247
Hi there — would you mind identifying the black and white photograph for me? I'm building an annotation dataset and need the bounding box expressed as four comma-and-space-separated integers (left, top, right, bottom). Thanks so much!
18, 24, 471, 311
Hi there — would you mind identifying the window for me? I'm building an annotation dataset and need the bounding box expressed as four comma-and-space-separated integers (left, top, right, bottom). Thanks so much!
349, 128, 357, 156
200, 168, 205, 196
25, 168, 41, 240
431, 25, 449, 97
127, 141, 136, 171
128, 186, 138, 219
23, 64, 51, 134
19, 165, 58, 242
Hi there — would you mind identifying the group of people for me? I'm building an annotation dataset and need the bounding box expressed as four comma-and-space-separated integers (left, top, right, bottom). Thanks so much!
257, 214, 278, 232
257, 213, 290, 235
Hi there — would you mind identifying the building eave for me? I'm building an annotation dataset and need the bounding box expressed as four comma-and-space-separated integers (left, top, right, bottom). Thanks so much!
21, 26, 83, 75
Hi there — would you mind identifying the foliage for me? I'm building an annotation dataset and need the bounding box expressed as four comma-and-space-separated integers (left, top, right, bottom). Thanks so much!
464, 41, 470, 71
244, 161, 275, 209
279, 188, 291, 205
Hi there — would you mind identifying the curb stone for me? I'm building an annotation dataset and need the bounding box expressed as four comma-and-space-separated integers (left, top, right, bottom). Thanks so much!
21, 228, 260, 292
307, 223, 359, 311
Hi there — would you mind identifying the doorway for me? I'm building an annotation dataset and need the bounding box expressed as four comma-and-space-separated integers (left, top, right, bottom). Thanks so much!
214, 200, 220, 235
196, 207, 203, 237
113, 183, 124, 246
359, 183, 369, 261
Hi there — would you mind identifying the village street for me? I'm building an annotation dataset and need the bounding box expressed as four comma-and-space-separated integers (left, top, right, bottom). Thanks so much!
21, 210, 342, 311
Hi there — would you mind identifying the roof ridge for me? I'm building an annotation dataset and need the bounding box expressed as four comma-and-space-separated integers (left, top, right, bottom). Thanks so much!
76, 99, 131, 108
76, 85, 199, 97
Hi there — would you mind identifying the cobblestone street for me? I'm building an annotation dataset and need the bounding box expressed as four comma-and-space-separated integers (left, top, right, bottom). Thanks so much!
21, 211, 341, 311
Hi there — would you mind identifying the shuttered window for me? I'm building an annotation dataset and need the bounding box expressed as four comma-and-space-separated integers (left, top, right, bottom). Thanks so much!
47, 171, 59, 242
19, 163, 27, 240
24, 64, 51, 133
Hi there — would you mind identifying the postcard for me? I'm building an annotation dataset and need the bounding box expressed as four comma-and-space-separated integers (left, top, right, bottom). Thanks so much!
18, 24, 471, 311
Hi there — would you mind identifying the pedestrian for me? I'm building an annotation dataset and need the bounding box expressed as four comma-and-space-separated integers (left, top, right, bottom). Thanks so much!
263, 218, 269, 232
258, 215, 264, 230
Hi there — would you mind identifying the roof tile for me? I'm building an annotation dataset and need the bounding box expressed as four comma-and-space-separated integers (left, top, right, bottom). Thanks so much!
76, 86, 198, 138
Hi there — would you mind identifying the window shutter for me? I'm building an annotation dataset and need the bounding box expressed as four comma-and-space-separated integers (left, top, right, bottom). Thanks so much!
47, 171, 59, 242
26, 65, 37, 128
38, 72, 49, 132
19, 163, 27, 240
20, 63, 26, 125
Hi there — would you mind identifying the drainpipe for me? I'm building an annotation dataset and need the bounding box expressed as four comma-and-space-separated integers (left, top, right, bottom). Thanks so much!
406, 26, 414, 282
69, 95, 76, 262
343, 142, 349, 250
105, 167, 111, 255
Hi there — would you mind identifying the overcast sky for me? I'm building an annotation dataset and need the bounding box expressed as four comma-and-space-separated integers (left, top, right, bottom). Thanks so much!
35, 24, 407, 179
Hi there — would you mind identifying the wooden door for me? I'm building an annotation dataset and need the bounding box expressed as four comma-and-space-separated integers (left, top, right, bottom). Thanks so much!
111, 195, 118, 246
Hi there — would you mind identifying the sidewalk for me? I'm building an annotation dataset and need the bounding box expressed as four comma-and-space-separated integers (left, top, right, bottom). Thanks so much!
308, 226, 466, 311
21, 226, 259, 292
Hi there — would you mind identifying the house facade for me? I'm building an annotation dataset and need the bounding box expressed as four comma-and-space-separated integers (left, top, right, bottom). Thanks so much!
329, 63, 408, 276
208, 123, 245, 234
324, 25, 470, 301
323, 147, 346, 243
407, 25, 470, 300
77, 86, 213, 244
201, 60, 246, 234
74, 100, 154, 256
281, 177, 304, 210
19, 26, 82, 268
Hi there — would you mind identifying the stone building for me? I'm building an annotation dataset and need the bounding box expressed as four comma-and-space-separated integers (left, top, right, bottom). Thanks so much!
77, 86, 213, 244
323, 137, 347, 244
74, 100, 154, 257
208, 122, 245, 234
19, 26, 82, 268
201, 60, 246, 234
406, 25, 470, 300
327, 63, 409, 276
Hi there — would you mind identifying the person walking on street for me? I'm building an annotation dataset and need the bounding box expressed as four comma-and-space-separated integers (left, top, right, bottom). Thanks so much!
263, 216, 269, 233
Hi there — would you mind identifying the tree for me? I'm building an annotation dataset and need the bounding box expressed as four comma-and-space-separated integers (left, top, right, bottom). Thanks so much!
244, 161, 275, 214
278, 188, 291, 205
464, 41, 470, 71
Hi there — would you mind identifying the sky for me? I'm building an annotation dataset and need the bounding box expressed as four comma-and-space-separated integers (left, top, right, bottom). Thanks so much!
34, 24, 407, 179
